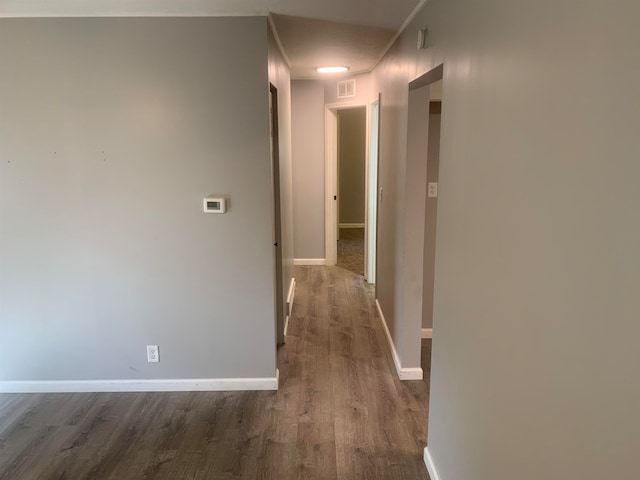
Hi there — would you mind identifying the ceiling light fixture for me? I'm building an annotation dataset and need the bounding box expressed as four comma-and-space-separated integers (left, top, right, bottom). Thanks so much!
316, 66, 349, 74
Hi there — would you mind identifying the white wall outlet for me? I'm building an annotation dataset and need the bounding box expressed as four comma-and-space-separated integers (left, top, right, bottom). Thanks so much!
428, 182, 438, 198
147, 345, 159, 363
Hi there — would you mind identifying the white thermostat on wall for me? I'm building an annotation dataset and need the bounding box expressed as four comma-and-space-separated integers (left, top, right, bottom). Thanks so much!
203, 195, 227, 213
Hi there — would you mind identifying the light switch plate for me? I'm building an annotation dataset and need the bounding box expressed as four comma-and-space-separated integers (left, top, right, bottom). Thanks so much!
428, 183, 438, 198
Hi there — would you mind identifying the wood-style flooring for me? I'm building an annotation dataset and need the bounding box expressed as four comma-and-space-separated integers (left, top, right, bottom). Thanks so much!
337, 228, 365, 276
0, 266, 431, 479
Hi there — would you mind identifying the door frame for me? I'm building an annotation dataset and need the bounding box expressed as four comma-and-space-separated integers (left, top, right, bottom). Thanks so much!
324, 101, 370, 270
403, 63, 444, 368
366, 96, 381, 284
269, 83, 285, 346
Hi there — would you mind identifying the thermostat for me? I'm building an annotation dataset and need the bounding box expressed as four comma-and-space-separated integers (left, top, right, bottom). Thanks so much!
203, 196, 227, 213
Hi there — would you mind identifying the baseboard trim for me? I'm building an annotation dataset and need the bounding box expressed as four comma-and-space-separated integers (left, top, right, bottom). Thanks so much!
287, 278, 296, 316
294, 258, 326, 266
375, 300, 424, 381
421, 328, 433, 339
424, 447, 441, 480
284, 278, 296, 336
339, 223, 365, 229
0, 375, 280, 393
284, 315, 290, 337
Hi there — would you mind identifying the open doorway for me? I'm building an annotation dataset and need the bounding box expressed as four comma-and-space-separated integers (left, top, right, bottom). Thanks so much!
405, 67, 443, 428
336, 106, 366, 276
422, 80, 442, 341
419, 80, 442, 415
325, 101, 379, 283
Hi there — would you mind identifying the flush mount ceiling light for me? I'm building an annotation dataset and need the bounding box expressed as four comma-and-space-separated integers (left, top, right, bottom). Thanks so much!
316, 66, 350, 73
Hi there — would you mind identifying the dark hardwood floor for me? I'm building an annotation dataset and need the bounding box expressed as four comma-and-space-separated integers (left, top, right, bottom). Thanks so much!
0, 266, 431, 479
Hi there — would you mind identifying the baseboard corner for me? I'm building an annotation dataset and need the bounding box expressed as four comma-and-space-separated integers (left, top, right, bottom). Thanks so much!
375, 299, 424, 381
424, 447, 441, 480
399, 367, 424, 381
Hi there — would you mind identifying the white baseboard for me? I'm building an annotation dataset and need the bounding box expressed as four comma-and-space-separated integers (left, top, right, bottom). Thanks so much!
287, 278, 296, 316
284, 315, 290, 337
294, 258, 326, 266
424, 447, 441, 480
339, 223, 365, 229
375, 300, 424, 381
0, 374, 279, 393
284, 278, 296, 336
421, 328, 433, 339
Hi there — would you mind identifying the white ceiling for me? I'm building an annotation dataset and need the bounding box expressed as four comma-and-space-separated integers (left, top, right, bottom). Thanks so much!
0, 0, 425, 80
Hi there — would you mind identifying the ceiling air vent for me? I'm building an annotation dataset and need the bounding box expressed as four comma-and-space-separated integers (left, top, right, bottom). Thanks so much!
337, 79, 356, 99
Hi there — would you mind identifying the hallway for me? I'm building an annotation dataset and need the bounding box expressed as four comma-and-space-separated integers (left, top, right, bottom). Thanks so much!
281, 266, 430, 478
0, 267, 430, 479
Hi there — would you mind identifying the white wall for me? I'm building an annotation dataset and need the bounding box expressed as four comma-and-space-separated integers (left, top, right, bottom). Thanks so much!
291, 81, 325, 260
373, 0, 640, 478
0, 17, 278, 385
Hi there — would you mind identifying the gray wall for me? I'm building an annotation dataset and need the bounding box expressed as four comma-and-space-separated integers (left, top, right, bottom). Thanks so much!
0, 17, 279, 381
373, 0, 640, 479
338, 107, 366, 225
291, 81, 325, 260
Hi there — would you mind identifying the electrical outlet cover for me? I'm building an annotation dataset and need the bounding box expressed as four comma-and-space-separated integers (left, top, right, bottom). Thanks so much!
147, 345, 159, 363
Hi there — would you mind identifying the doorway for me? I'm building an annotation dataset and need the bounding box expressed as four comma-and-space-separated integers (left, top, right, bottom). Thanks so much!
325, 101, 378, 283
421, 82, 442, 340
269, 84, 285, 346
336, 106, 366, 276
405, 66, 443, 428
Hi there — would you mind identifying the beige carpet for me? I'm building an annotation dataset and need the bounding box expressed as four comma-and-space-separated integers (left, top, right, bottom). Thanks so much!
337, 228, 364, 276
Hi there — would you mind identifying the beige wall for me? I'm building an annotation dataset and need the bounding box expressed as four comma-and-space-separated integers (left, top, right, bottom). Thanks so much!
373, 0, 640, 478
338, 107, 366, 225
